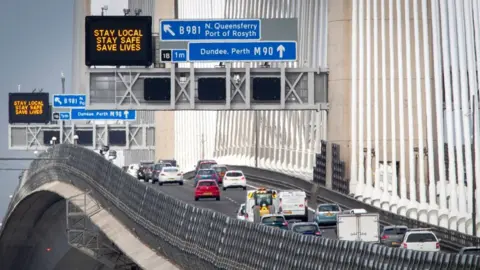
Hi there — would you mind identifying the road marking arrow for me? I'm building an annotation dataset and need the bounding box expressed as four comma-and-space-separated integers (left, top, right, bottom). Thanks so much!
54, 97, 62, 105
163, 24, 175, 36
277, 45, 286, 58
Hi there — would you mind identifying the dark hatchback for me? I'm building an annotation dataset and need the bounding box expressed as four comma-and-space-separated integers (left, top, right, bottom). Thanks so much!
261, 215, 289, 230
291, 222, 322, 236
381, 225, 408, 247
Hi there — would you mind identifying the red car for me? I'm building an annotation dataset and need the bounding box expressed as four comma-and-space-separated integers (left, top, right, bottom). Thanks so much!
195, 180, 220, 201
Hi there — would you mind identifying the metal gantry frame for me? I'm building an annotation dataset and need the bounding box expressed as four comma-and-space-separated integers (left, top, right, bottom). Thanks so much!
66, 190, 135, 269
8, 122, 155, 150
87, 65, 329, 111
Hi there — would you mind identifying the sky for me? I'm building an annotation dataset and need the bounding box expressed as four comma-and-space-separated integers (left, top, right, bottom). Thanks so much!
0, 0, 126, 218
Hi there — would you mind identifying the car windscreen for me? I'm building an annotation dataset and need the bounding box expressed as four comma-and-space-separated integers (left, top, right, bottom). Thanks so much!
226, 172, 243, 177
163, 168, 178, 173
199, 163, 216, 169
384, 227, 407, 235
262, 216, 285, 223
293, 225, 318, 233
199, 170, 215, 175
214, 167, 228, 173
154, 164, 163, 170
198, 181, 216, 187
406, 233, 437, 242
318, 205, 340, 212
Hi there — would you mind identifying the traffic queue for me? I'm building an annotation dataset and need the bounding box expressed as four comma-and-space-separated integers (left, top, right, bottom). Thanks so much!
125, 158, 461, 254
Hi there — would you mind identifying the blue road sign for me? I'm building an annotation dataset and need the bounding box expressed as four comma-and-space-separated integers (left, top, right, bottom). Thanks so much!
53, 94, 86, 108
160, 19, 261, 41
172, 49, 188, 62
60, 112, 71, 120
188, 41, 297, 62
71, 109, 137, 121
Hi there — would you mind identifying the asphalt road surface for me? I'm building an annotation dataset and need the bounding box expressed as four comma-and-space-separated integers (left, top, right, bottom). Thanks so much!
140, 178, 337, 239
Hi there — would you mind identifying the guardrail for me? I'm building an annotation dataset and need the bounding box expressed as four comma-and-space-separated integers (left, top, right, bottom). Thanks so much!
222, 165, 480, 252
1, 145, 480, 269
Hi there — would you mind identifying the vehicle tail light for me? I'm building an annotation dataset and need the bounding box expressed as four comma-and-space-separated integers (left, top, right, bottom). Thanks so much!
381, 235, 389, 240
436, 242, 440, 249
241, 176, 245, 180
315, 231, 322, 235
177, 173, 182, 176
402, 243, 407, 249
245, 214, 248, 218
160, 173, 165, 176
299, 204, 304, 208
282, 222, 288, 226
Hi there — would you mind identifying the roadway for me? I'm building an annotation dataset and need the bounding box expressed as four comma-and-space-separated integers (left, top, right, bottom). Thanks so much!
139, 178, 337, 239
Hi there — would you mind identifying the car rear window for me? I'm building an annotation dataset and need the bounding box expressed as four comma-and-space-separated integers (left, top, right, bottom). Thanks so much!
154, 164, 163, 170
199, 163, 216, 169
164, 168, 178, 173
384, 228, 407, 235
318, 205, 340, 212
406, 233, 437, 242
214, 167, 228, 173
199, 170, 215, 175
293, 225, 318, 233
198, 181, 216, 187
226, 172, 243, 177
262, 216, 285, 223
462, 249, 480, 255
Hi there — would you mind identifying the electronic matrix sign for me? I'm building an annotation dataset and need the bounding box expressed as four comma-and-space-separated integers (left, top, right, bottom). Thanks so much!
9, 92, 50, 124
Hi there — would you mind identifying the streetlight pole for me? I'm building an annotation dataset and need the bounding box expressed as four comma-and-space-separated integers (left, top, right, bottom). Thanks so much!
472, 94, 477, 236
254, 111, 258, 168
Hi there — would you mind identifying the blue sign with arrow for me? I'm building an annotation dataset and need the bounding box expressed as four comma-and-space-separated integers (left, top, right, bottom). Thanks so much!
71, 109, 136, 121
53, 94, 86, 108
160, 19, 261, 41
188, 41, 297, 62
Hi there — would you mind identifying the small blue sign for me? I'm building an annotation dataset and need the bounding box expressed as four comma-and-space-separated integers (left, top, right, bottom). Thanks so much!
71, 109, 136, 121
160, 19, 261, 41
188, 41, 297, 62
53, 94, 86, 108
59, 112, 70, 120
172, 49, 188, 62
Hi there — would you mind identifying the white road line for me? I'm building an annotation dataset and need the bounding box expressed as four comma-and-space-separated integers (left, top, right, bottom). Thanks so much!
245, 183, 316, 213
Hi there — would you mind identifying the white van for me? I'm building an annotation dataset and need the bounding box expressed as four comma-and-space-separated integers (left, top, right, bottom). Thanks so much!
278, 190, 308, 221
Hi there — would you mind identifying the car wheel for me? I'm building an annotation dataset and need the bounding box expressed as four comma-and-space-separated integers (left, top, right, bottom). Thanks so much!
223, 187, 226, 191
159, 182, 163, 186
195, 197, 199, 201
243, 186, 247, 190
216, 197, 220, 201
179, 181, 184, 186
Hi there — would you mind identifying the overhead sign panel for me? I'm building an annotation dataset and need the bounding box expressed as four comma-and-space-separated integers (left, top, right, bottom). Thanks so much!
71, 109, 136, 121
52, 112, 71, 120
160, 19, 261, 41
9, 92, 50, 124
188, 41, 297, 62
85, 16, 153, 66
53, 94, 86, 108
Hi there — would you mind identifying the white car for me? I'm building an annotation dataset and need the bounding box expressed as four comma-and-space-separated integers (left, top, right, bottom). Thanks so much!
127, 163, 139, 178
222, 170, 247, 190
236, 203, 247, 221
399, 229, 440, 252
158, 167, 184, 186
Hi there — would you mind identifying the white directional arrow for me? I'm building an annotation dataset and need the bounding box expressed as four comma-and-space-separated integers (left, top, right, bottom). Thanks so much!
163, 24, 175, 36
54, 97, 62, 105
277, 45, 286, 58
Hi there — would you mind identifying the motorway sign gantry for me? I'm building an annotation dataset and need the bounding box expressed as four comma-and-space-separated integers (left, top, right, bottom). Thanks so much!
160, 19, 261, 41
188, 41, 297, 62
53, 94, 86, 108
71, 109, 137, 121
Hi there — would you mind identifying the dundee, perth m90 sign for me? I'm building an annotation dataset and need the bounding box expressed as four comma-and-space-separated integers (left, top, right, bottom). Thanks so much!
85, 16, 153, 66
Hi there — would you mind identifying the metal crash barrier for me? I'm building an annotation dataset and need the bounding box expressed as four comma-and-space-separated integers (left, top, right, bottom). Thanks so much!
1, 145, 479, 269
